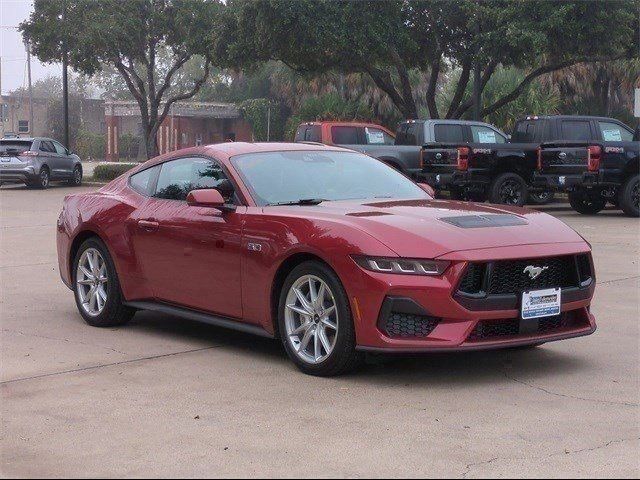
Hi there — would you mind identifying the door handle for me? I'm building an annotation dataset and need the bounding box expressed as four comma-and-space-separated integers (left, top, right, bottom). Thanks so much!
138, 219, 159, 232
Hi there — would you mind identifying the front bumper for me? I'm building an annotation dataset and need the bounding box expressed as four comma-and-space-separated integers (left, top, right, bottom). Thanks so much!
347, 243, 596, 352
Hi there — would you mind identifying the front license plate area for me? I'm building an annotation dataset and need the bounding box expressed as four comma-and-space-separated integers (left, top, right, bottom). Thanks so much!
521, 287, 561, 320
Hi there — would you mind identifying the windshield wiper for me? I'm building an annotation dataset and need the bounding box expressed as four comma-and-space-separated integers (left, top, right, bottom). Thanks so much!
267, 198, 328, 206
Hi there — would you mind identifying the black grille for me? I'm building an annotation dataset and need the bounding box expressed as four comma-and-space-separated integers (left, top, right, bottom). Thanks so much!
383, 312, 440, 338
468, 311, 584, 342
457, 256, 581, 296
576, 254, 593, 284
458, 263, 485, 294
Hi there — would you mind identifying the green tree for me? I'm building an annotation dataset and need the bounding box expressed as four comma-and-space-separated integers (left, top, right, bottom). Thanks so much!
21, 0, 223, 158
216, 0, 638, 120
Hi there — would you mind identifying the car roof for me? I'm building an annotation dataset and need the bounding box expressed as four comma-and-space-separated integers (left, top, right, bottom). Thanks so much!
517, 115, 626, 122
298, 121, 387, 128
403, 119, 498, 127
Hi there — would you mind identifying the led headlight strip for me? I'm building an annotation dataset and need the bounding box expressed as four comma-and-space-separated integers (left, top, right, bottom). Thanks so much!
353, 256, 450, 276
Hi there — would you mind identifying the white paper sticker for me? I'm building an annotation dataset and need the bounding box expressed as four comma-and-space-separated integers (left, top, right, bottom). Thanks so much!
602, 129, 622, 142
365, 128, 385, 144
477, 131, 497, 143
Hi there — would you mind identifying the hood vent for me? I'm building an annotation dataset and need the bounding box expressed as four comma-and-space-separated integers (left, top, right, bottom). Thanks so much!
440, 214, 528, 228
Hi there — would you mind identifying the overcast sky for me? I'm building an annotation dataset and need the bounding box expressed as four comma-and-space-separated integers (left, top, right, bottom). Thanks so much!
1, 0, 61, 95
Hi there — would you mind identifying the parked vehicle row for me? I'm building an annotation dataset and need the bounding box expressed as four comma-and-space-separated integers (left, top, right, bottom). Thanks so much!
296, 115, 639, 216
0, 137, 83, 188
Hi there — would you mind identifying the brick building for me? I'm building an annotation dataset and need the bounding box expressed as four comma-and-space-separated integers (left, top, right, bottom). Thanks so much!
0, 94, 104, 139
104, 100, 253, 161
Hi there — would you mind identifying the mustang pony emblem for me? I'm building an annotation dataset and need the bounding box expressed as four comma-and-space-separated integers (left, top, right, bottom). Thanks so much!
523, 265, 549, 280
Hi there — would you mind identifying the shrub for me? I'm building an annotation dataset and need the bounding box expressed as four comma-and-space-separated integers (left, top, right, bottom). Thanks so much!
75, 129, 106, 161
92, 163, 138, 181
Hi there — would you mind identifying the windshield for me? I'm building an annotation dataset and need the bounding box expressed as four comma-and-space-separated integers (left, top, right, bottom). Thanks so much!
231, 150, 428, 206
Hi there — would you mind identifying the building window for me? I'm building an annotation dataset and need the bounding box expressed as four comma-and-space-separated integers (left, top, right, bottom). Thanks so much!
18, 120, 29, 133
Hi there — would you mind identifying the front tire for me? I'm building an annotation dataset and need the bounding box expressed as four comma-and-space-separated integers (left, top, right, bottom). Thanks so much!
619, 174, 639, 217
488, 173, 527, 206
277, 261, 362, 376
568, 190, 606, 215
73, 237, 134, 327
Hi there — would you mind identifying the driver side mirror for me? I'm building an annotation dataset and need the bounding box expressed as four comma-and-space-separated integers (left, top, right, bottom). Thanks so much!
186, 189, 236, 212
417, 182, 435, 198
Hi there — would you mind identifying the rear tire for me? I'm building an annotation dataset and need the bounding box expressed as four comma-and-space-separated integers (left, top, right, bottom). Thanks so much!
72, 237, 135, 327
488, 172, 527, 206
68, 165, 82, 186
568, 190, 606, 215
619, 174, 639, 217
30, 166, 50, 189
277, 261, 362, 376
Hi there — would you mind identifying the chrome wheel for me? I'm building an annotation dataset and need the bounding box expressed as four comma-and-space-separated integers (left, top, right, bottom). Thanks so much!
40, 169, 49, 188
76, 248, 108, 317
284, 275, 338, 364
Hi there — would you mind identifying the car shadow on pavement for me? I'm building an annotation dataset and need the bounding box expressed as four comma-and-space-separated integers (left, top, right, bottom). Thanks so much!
127, 310, 593, 387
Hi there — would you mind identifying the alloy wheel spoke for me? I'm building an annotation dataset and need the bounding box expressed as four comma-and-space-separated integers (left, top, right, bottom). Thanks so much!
322, 305, 336, 317
314, 329, 321, 360
287, 303, 310, 317
80, 266, 94, 280
321, 317, 337, 330
290, 321, 310, 337
308, 278, 317, 304
318, 327, 332, 353
298, 328, 314, 352
293, 287, 314, 313
315, 283, 326, 309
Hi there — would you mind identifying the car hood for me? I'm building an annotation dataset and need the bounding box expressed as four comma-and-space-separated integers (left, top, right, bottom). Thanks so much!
266, 198, 586, 258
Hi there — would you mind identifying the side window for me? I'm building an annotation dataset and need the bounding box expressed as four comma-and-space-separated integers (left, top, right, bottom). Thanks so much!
154, 157, 232, 202
561, 121, 593, 141
365, 127, 394, 145
330, 126, 360, 145
470, 125, 505, 144
52, 141, 67, 155
598, 121, 633, 142
129, 166, 160, 196
39, 141, 56, 153
434, 124, 465, 143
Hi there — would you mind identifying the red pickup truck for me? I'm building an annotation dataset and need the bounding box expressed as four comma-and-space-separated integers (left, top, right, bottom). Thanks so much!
294, 121, 395, 146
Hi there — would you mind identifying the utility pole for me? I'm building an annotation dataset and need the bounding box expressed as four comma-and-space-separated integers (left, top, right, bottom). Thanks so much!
62, 0, 70, 148
24, 40, 34, 136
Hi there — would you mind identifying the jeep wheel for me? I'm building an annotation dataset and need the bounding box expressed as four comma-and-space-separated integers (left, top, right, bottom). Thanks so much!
568, 190, 606, 215
619, 174, 639, 217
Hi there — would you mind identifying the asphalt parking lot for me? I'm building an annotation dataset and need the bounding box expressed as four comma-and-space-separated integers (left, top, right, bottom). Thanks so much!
1, 184, 638, 478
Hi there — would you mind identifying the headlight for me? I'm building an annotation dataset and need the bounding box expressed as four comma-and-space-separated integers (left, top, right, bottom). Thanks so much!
353, 256, 450, 276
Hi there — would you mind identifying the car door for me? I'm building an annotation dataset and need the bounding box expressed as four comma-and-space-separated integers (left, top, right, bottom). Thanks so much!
130, 156, 244, 319
52, 140, 73, 176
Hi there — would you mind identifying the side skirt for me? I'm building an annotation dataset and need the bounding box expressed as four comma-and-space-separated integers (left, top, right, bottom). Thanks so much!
124, 301, 274, 339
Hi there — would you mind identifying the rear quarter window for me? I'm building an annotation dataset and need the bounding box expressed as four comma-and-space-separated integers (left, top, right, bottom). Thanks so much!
331, 126, 361, 145
598, 121, 633, 142
561, 120, 594, 141
129, 165, 159, 196
294, 125, 321, 143
434, 124, 465, 143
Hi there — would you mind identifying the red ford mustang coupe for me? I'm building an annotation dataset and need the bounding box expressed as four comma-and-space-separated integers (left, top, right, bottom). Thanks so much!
56, 143, 596, 376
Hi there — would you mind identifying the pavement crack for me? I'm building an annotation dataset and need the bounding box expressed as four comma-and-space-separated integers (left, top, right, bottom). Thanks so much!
598, 275, 640, 286
0, 345, 222, 385
460, 437, 638, 478
2, 328, 129, 355
502, 371, 639, 407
